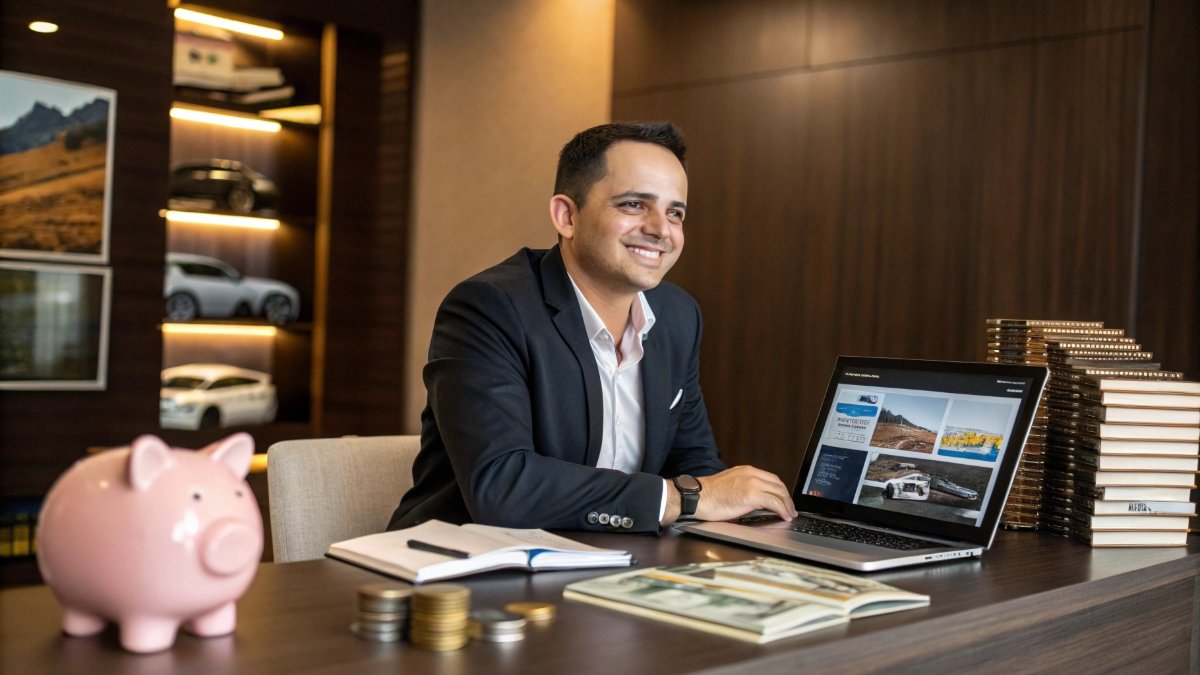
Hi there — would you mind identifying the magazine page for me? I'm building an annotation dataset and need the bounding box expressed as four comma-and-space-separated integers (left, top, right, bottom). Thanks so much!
655, 558, 929, 618
564, 567, 846, 640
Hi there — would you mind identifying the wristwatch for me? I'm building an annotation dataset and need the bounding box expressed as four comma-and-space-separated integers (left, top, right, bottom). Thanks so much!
672, 475, 703, 517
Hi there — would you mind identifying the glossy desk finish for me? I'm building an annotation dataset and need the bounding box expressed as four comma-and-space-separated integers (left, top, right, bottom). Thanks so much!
2, 531, 1197, 673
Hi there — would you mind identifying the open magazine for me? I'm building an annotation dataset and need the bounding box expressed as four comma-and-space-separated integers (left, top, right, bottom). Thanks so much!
564, 557, 928, 643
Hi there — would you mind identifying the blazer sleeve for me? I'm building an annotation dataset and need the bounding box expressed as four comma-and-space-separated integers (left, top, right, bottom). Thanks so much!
659, 295, 726, 478
425, 279, 666, 533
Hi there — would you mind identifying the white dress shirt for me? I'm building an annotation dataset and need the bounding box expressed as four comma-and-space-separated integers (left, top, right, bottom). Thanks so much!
568, 276, 669, 521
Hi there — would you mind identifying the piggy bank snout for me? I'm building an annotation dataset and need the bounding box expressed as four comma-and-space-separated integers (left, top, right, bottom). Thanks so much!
201, 519, 260, 576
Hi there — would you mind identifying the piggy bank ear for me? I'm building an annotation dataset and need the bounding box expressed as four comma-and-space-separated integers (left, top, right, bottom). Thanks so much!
129, 435, 175, 491
202, 432, 254, 478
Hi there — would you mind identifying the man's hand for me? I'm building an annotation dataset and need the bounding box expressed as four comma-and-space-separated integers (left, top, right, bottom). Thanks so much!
662, 465, 797, 525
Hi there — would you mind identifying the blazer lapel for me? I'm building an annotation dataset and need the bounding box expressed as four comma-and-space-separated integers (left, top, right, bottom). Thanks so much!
540, 247, 604, 466
640, 326, 671, 473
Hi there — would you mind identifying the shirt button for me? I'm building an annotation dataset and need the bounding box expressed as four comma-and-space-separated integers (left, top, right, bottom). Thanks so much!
587, 512, 599, 524
598, 513, 610, 525
621, 517, 633, 529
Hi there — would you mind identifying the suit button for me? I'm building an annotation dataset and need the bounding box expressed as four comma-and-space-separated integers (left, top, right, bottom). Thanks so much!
598, 513, 610, 525
587, 512, 599, 524
621, 517, 633, 529
608, 515, 622, 529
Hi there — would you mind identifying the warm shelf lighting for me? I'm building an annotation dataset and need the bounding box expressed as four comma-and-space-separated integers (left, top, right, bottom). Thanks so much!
170, 106, 281, 133
259, 104, 322, 126
162, 210, 280, 230
162, 323, 277, 337
29, 21, 59, 33
174, 7, 283, 40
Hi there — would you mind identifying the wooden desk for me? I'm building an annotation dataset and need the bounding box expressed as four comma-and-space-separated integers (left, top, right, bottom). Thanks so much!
2, 531, 1197, 673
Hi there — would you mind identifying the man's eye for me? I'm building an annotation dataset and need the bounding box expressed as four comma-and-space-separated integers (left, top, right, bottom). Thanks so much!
618, 201, 643, 210
668, 210, 684, 220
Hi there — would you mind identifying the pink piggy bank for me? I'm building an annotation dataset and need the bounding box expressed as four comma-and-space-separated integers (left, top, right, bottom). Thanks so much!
36, 433, 263, 653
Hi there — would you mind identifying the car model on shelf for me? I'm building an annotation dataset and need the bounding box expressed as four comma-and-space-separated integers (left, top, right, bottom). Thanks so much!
164, 252, 300, 324
160, 363, 278, 430
169, 158, 281, 214
882, 473, 931, 500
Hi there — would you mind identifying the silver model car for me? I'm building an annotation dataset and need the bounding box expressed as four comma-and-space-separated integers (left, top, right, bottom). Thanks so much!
164, 252, 300, 324
160, 363, 278, 430
932, 476, 979, 500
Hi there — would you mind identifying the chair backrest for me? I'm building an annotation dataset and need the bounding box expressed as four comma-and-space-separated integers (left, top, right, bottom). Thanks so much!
267, 435, 421, 563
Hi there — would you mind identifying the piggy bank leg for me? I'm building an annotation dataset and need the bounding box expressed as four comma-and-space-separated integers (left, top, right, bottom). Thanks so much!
119, 617, 181, 653
61, 608, 106, 636
184, 602, 237, 637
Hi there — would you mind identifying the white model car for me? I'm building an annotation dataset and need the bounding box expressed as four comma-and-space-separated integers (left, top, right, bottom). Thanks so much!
164, 252, 300, 324
882, 473, 931, 500
160, 363, 278, 430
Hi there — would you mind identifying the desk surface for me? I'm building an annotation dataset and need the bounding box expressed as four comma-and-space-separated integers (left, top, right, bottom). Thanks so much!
2, 530, 1198, 673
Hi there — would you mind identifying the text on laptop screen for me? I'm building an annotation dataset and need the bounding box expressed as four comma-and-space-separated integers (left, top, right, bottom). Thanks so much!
799, 366, 1037, 528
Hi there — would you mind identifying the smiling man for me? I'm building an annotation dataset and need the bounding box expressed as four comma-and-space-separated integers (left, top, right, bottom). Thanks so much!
388, 122, 796, 533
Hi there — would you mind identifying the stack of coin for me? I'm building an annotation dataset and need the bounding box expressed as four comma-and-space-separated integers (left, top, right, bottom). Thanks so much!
468, 609, 526, 643
503, 601, 556, 624
350, 582, 412, 642
409, 584, 470, 651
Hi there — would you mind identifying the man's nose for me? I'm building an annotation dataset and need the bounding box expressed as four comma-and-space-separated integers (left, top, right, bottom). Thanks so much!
642, 209, 669, 239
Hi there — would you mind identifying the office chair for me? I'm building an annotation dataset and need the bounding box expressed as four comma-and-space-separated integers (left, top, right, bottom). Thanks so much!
266, 435, 421, 563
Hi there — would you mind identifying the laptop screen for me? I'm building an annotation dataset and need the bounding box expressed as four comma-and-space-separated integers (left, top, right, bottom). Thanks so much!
794, 357, 1048, 546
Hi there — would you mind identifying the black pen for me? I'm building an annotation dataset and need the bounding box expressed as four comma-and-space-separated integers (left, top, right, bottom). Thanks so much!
407, 539, 471, 559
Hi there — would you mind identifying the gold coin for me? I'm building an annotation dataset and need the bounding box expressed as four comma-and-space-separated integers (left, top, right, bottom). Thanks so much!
504, 602, 556, 622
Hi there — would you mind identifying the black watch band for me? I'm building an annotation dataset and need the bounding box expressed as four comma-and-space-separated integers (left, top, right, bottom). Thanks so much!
673, 475, 702, 517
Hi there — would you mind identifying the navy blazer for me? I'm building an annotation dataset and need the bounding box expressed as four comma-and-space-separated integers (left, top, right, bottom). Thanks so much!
387, 246, 726, 533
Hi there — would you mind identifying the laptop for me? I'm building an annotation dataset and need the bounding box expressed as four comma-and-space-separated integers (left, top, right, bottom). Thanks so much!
677, 356, 1048, 571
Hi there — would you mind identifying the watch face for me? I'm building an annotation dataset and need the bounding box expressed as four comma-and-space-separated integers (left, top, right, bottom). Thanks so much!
675, 475, 701, 491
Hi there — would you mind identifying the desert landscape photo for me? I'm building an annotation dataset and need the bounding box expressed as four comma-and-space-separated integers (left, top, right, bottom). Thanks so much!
867, 393, 949, 453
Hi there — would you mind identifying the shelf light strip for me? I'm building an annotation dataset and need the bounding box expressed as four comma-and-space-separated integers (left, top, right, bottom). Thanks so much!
174, 8, 283, 40
162, 323, 277, 337
163, 210, 280, 230
170, 107, 281, 133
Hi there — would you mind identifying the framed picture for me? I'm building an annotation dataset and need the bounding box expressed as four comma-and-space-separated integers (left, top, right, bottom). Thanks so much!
0, 70, 116, 263
0, 261, 111, 390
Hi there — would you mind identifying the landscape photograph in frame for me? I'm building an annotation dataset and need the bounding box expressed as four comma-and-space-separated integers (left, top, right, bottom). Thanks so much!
0, 70, 116, 263
0, 261, 111, 390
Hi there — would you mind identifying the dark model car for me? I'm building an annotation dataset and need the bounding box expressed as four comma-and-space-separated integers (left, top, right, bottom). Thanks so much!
169, 159, 280, 214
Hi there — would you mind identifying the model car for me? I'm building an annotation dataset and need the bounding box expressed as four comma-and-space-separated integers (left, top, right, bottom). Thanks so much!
169, 158, 280, 213
160, 363, 278, 430
165, 252, 300, 324
882, 473, 930, 500
932, 476, 979, 500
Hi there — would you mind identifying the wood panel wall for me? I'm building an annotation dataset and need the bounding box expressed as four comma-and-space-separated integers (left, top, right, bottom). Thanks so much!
613, 0, 1199, 482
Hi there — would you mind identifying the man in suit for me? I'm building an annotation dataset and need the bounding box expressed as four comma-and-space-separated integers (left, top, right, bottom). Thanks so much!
389, 122, 796, 533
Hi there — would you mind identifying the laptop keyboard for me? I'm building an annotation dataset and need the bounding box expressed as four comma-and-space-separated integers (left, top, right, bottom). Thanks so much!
738, 514, 934, 551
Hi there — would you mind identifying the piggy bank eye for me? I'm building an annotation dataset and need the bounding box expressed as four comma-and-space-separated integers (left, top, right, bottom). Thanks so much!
192, 492, 202, 501
235, 490, 244, 498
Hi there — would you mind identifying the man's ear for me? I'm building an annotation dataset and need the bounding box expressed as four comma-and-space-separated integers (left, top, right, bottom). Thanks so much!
549, 194, 578, 240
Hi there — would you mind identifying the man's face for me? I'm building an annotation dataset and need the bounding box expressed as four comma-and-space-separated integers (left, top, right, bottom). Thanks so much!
558, 141, 687, 301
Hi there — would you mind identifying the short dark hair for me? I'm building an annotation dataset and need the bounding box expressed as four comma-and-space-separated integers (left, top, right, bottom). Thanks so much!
553, 122, 687, 207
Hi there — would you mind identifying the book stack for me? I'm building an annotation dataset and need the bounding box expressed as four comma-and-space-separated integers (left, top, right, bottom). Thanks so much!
1047, 372, 1198, 546
985, 319, 1129, 529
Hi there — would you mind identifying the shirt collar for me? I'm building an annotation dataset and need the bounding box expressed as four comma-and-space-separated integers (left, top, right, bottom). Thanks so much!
567, 274, 656, 342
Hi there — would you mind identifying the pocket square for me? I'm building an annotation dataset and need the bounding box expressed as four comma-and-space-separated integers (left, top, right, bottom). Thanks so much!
669, 389, 683, 410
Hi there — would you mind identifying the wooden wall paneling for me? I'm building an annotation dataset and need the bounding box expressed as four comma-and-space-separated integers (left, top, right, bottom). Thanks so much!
319, 28, 411, 436
613, 0, 810, 94
809, 0, 1145, 66
0, 2, 172, 496
1136, 0, 1199, 379
615, 5, 1148, 482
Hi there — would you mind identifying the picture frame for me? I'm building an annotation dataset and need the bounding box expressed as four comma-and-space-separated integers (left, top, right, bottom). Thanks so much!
0, 261, 112, 390
0, 70, 116, 263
